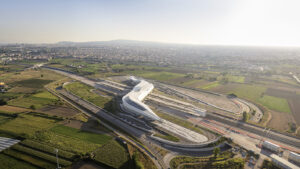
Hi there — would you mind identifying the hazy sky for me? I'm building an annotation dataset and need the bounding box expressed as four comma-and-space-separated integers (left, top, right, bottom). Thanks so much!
1, 0, 300, 46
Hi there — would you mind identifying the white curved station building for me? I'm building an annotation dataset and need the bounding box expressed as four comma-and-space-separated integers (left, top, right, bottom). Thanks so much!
122, 77, 160, 121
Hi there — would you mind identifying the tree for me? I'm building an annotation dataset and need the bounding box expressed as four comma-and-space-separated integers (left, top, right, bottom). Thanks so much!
30, 105, 36, 110
213, 147, 220, 158
243, 111, 249, 122
0, 99, 7, 105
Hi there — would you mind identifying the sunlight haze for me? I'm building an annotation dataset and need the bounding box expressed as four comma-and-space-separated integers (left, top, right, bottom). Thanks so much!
1, 0, 300, 46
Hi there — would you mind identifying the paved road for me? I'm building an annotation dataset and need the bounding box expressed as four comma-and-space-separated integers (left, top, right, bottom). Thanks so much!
206, 113, 300, 151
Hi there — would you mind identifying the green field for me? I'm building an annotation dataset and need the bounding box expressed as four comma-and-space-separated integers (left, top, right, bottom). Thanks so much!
201, 81, 220, 90
2, 69, 64, 84
64, 82, 112, 109
31, 125, 112, 154
0, 153, 39, 169
33, 131, 104, 154
12, 78, 53, 89
227, 84, 291, 113
94, 140, 129, 169
225, 75, 245, 83
227, 84, 267, 102
181, 79, 203, 86
132, 71, 185, 81
11, 144, 72, 166
1, 69, 64, 110
50, 125, 112, 145
8, 91, 59, 109
3, 149, 56, 169
0, 113, 58, 137
21, 139, 75, 159
258, 95, 291, 113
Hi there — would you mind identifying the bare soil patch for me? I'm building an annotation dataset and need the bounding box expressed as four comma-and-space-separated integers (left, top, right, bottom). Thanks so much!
267, 110, 295, 132
0, 105, 30, 113
265, 88, 300, 125
39, 105, 79, 117
63, 120, 85, 129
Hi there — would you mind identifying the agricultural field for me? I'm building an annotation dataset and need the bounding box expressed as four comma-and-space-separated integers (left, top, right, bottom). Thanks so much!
0, 153, 38, 169
0, 113, 59, 137
1, 69, 64, 84
258, 95, 291, 113
49, 125, 112, 145
1, 69, 65, 111
200, 81, 220, 90
64, 82, 113, 109
93, 140, 129, 168
265, 88, 300, 126
39, 105, 80, 118
132, 71, 186, 81
33, 127, 111, 154
8, 91, 60, 109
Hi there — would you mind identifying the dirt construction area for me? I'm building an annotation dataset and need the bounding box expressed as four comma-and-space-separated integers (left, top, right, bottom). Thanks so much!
265, 88, 300, 125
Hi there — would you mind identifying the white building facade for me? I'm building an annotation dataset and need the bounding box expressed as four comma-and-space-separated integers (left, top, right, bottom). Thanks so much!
122, 78, 160, 121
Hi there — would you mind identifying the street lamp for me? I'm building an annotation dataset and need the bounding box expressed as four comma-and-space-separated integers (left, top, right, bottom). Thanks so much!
54, 149, 61, 169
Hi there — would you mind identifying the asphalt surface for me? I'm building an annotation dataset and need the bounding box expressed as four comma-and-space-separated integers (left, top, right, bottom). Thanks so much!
206, 113, 300, 150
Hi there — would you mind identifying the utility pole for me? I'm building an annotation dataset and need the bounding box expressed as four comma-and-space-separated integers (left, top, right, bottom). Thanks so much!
55, 149, 61, 169
259, 128, 271, 146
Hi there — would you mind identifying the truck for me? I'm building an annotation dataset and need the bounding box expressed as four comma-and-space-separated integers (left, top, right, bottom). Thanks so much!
262, 141, 280, 153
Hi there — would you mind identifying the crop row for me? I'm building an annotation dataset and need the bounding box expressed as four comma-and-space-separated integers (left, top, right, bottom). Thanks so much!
4, 149, 56, 169
21, 139, 75, 160
12, 144, 72, 166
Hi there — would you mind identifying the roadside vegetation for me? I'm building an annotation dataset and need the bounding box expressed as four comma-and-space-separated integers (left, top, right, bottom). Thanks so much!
64, 81, 113, 110
170, 151, 244, 169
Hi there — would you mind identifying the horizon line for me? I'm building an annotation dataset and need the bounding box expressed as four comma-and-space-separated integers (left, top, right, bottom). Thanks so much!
1, 39, 300, 48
